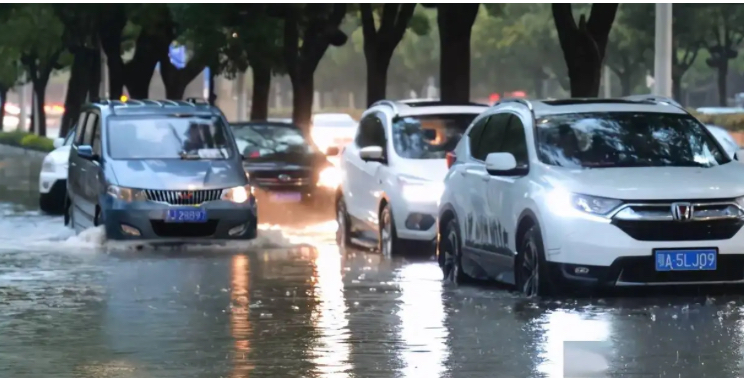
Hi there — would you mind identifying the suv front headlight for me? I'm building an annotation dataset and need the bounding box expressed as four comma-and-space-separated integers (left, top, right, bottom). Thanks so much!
107, 185, 147, 202
546, 189, 622, 217
399, 174, 445, 203
221, 185, 253, 203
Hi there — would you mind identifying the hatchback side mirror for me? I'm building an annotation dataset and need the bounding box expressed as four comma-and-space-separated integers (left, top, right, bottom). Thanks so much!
485, 152, 518, 175
359, 146, 384, 162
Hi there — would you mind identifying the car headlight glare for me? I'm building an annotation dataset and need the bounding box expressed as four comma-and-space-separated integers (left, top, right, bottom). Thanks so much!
222, 185, 252, 203
107, 185, 147, 202
546, 189, 622, 217
398, 175, 444, 203
317, 166, 341, 188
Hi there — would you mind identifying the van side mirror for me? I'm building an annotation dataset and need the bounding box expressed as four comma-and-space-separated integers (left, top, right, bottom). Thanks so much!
485, 152, 518, 175
77, 145, 97, 161
359, 146, 384, 162
735, 149, 744, 162
53, 138, 64, 149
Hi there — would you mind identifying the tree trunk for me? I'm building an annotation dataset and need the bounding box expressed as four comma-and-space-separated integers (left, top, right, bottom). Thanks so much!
122, 33, 163, 99
672, 73, 683, 104
619, 72, 632, 96
365, 52, 391, 106
291, 74, 314, 133
33, 84, 47, 137
716, 62, 728, 106
437, 4, 479, 103
0, 87, 7, 132
60, 49, 92, 137
250, 63, 271, 121
208, 66, 217, 106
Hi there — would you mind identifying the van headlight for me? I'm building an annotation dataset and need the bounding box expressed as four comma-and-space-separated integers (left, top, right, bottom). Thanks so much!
399, 175, 444, 203
107, 185, 147, 202
546, 189, 622, 217
317, 166, 341, 188
222, 185, 253, 203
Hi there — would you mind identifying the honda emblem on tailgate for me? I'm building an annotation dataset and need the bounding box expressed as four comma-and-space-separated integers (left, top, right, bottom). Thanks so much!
671, 202, 692, 222
278, 174, 291, 182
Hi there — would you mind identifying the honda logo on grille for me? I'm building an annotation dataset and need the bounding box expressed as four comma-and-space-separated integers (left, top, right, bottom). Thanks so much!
178, 191, 194, 200
278, 174, 291, 182
671, 202, 693, 222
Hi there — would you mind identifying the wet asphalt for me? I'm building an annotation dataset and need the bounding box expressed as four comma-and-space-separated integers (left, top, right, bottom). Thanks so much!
4, 188, 744, 377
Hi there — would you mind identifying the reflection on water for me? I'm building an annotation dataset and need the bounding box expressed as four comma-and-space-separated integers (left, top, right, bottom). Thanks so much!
537, 310, 611, 377
309, 245, 352, 376
397, 263, 448, 377
231, 254, 253, 377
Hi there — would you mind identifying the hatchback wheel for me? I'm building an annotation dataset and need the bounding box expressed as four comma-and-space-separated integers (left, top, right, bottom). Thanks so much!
379, 204, 402, 257
336, 196, 351, 248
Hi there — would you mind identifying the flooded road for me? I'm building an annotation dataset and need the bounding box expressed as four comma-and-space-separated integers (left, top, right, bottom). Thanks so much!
4, 195, 744, 377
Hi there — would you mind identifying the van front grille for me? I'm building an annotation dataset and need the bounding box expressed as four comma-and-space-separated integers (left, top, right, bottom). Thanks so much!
145, 189, 223, 205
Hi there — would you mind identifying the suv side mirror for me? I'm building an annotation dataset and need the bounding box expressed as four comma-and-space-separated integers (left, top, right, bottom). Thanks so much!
53, 138, 64, 149
359, 146, 384, 162
77, 145, 97, 161
485, 152, 518, 175
325, 146, 340, 156
735, 149, 744, 162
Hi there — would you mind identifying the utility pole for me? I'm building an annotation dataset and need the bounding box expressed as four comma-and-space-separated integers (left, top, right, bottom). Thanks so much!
236, 71, 246, 121
653, 3, 673, 97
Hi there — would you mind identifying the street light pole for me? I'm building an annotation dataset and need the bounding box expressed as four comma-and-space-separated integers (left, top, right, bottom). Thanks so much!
653, 3, 673, 97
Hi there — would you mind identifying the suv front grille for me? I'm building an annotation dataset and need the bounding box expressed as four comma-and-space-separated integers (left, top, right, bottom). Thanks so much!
611, 219, 744, 241
145, 189, 223, 205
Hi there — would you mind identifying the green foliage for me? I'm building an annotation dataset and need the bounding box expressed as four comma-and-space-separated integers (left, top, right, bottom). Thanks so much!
1, 5, 65, 77
0, 131, 54, 151
604, 4, 654, 94
691, 112, 744, 132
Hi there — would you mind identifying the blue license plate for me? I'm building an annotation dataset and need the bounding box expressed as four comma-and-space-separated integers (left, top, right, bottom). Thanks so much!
165, 209, 207, 223
269, 192, 302, 203
655, 249, 717, 271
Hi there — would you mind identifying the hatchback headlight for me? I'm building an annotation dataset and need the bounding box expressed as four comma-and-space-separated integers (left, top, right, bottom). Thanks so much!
222, 185, 253, 203
41, 161, 56, 173
107, 185, 147, 202
546, 189, 622, 217
398, 174, 444, 203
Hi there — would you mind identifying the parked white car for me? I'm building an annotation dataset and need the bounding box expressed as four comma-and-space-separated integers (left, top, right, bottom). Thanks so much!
39, 128, 74, 214
706, 124, 740, 159
437, 96, 744, 296
335, 100, 487, 255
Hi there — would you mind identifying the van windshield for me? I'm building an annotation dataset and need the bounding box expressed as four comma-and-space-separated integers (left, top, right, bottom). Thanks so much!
107, 116, 235, 160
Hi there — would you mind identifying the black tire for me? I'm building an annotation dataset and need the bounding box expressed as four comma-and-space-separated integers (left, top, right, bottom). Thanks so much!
66, 200, 75, 230
439, 218, 471, 284
515, 225, 553, 297
336, 196, 352, 248
379, 204, 404, 257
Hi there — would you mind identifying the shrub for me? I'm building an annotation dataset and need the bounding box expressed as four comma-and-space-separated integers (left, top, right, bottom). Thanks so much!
689, 112, 744, 132
0, 131, 55, 152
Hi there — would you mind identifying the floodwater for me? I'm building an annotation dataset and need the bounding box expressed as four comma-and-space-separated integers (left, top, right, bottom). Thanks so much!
3, 192, 744, 377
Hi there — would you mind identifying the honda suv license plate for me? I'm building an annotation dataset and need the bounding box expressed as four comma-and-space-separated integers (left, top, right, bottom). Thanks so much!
654, 248, 717, 271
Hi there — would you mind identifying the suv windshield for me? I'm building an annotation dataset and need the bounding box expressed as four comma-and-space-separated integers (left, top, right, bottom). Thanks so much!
232, 123, 316, 159
392, 113, 477, 159
535, 112, 731, 168
107, 116, 234, 160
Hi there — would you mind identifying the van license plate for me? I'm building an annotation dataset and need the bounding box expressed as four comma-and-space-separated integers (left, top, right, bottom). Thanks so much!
165, 209, 207, 223
654, 249, 717, 271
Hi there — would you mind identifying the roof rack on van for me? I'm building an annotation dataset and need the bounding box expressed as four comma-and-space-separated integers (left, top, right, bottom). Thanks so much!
185, 97, 208, 106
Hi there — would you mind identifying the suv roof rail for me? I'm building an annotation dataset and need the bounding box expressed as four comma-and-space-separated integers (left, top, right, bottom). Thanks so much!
185, 97, 208, 106
370, 100, 398, 112
622, 95, 682, 108
493, 98, 533, 111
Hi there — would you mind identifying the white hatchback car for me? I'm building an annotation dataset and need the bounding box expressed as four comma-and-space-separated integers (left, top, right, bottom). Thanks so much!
39, 128, 74, 214
336, 100, 487, 255
437, 96, 744, 296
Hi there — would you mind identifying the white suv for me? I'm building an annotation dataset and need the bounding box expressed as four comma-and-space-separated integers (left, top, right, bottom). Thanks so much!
437, 96, 744, 296
336, 100, 487, 255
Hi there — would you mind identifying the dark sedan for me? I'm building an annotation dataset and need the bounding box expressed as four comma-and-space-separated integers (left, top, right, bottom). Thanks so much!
231, 121, 340, 217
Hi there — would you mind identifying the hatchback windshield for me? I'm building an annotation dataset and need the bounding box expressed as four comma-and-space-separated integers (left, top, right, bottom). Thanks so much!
535, 112, 731, 168
232, 123, 316, 158
392, 114, 477, 159
107, 116, 234, 160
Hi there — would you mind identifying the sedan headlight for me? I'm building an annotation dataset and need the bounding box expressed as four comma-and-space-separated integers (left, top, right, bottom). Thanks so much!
398, 175, 445, 203
317, 166, 341, 188
546, 189, 622, 217
107, 185, 147, 202
221, 185, 253, 203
